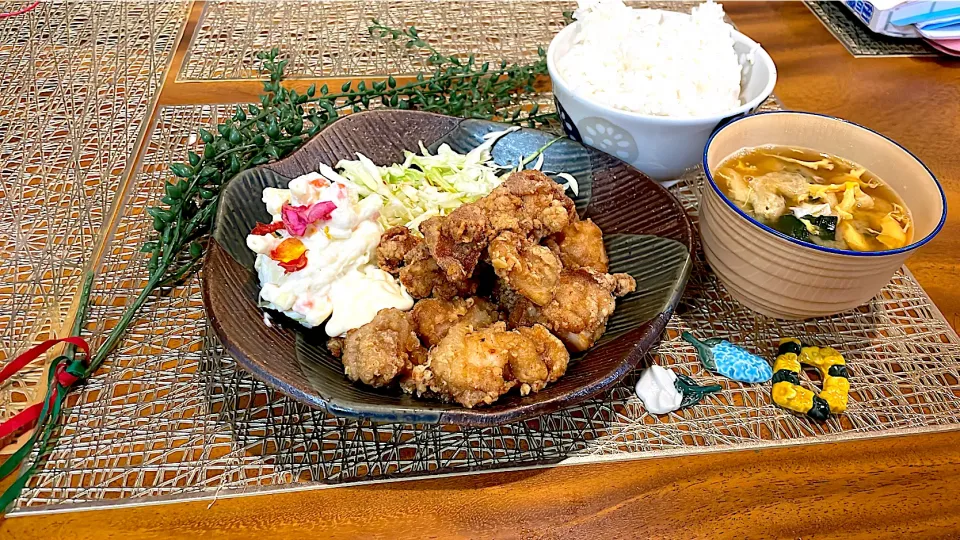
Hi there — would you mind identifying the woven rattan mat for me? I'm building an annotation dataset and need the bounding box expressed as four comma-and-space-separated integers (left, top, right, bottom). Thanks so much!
805, 1, 937, 58
0, 1, 189, 426
6, 0, 960, 514
11, 95, 960, 513
179, 0, 706, 81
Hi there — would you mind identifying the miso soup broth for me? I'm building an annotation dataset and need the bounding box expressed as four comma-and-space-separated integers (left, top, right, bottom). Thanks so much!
715, 145, 913, 252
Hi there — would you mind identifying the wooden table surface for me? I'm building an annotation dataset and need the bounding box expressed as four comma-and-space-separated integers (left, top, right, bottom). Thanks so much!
3, 2, 960, 538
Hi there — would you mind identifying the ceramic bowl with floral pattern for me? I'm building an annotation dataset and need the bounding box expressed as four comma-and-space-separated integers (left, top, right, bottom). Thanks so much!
547, 11, 776, 183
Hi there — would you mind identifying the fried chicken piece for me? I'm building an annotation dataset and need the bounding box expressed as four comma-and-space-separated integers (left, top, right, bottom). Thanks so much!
488, 231, 562, 306
327, 336, 345, 358
375, 227, 479, 299
420, 321, 571, 407
420, 170, 576, 282
411, 296, 499, 348
545, 219, 609, 273
479, 170, 577, 242
514, 324, 570, 394
340, 308, 426, 388
377, 226, 422, 273
398, 244, 479, 300
517, 325, 569, 381
509, 269, 637, 352
422, 323, 518, 408
420, 204, 489, 282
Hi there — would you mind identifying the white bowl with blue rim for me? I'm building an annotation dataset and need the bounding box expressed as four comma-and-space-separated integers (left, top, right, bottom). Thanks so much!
701, 111, 947, 319
546, 12, 777, 183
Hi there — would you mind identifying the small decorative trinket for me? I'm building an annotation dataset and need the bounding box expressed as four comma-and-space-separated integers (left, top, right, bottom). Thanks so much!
681, 332, 773, 383
635, 365, 721, 415
772, 338, 850, 422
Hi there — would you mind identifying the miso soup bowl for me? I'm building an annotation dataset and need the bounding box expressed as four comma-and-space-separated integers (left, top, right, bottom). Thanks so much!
701, 111, 946, 320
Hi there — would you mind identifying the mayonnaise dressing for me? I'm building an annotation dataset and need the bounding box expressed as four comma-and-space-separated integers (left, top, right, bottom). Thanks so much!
245, 172, 413, 336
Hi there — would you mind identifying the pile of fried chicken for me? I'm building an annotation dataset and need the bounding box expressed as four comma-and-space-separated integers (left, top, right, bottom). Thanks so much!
328, 170, 637, 408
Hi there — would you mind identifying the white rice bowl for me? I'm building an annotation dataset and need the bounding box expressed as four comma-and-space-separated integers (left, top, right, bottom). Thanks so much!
556, 0, 744, 118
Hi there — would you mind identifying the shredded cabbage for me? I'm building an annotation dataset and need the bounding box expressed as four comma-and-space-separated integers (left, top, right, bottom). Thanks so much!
327, 127, 578, 231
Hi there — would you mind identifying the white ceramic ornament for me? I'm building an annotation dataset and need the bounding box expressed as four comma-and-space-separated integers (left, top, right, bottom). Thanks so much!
635, 365, 684, 415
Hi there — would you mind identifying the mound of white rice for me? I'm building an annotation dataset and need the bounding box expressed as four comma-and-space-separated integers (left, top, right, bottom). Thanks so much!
557, 0, 743, 117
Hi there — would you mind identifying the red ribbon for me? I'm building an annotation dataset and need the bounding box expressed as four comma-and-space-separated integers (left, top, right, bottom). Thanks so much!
0, 1, 40, 19
0, 337, 89, 442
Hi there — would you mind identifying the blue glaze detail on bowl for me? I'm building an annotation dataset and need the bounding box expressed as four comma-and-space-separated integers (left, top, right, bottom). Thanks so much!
703, 110, 948, 258
554, 96, 583, 143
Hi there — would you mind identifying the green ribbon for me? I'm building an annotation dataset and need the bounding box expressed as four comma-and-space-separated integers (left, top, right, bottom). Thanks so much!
0, 272, 94, 514
0, 357, 71, 512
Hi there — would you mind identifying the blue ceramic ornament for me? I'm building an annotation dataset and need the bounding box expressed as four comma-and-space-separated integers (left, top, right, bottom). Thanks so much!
681, 332, 773, 383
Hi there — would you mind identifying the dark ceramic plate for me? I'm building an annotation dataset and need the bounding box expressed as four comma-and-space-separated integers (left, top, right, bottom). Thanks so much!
201, 110, 694, 426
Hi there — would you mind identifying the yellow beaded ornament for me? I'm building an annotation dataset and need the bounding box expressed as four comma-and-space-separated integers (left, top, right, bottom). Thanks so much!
771, 338, 850, 421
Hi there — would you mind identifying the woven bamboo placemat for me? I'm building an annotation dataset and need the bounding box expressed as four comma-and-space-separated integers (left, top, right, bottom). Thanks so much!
10, 96, 960, 513
805, 1, 937, 58
0, 0, 189, 434
178, 0, 703, 81
5, 0, 960, 515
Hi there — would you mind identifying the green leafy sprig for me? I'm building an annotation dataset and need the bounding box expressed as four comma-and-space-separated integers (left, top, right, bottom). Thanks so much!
3, 22, 561, 512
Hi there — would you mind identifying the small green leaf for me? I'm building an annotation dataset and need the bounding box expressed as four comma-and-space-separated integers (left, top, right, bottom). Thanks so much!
164, 181, 182, 200
229, 129, 241, 145
264, 145, 280, 160
162, 226, 174, 244
140, 241, 158, 253
199, 188, 215, 199
341, 81, 351, 92
217, 123, 230, 136
234, 105, 246, 121
199, 129, 214, 143
387, 76, 396, 89
249, 104, 260, 115
267, 123, 280, 140
199, 165, 218, 178
253, 134, 266, 146
251, 156, 269, 165
373, 81, 385, 92
320, 84, 328, 95
203, 144, 216, 159
358, 81, 366, 92
230, 154, 242, 173
153, 216, 165, 232
147, 207, 168, 222
390, 94, 399, 107
189, 242, 203, 259
188, 151, 200, 166
307, 83, 316, 97
289, 118, 303, 135
170, 163, 192, 178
